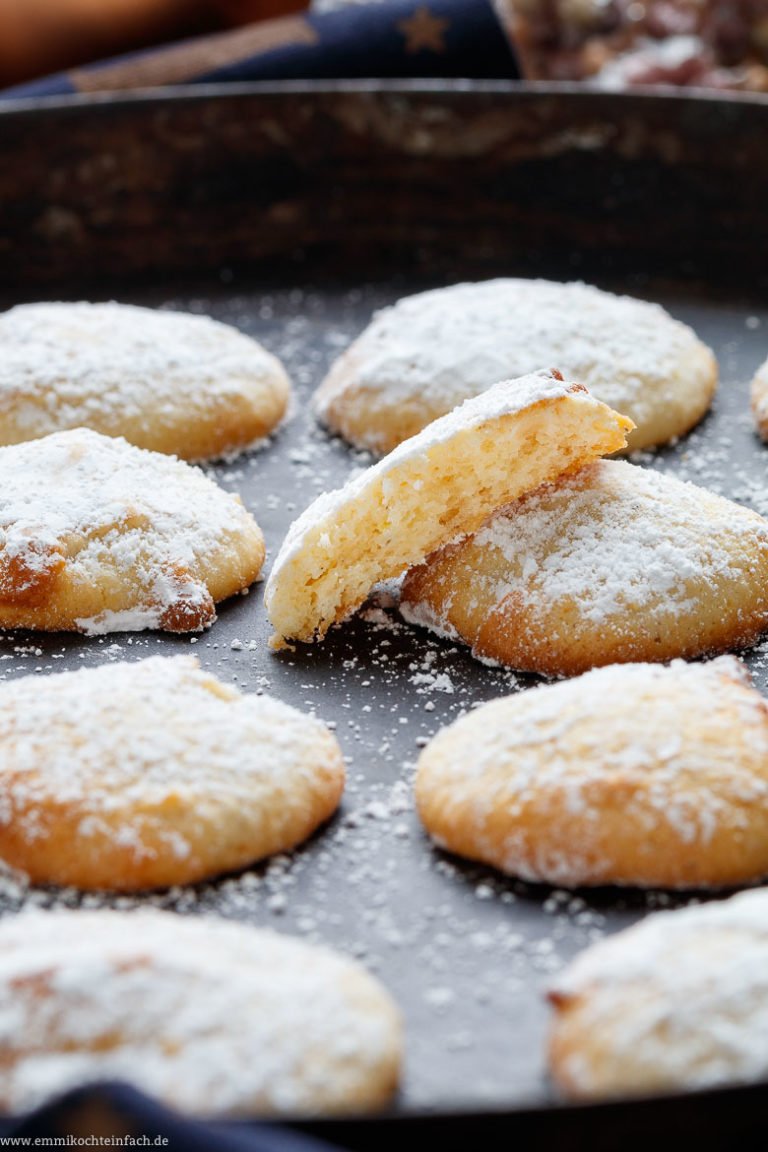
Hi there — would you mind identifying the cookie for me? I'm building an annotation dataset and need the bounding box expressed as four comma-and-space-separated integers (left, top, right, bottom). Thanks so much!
0, 909, 401, 1116
266, 371, 633, 646
0, 655, 345, 890
0, 302, 290, 460
401, 459, 768, 676
0, 427, 264, 634
314, 279, 716, 454
416, 656, 768, 889
549, 887, 768, 1100
750, 354, 768, 441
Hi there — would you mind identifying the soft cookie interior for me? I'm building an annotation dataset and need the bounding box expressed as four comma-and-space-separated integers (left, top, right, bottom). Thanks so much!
266, 371, 633, 645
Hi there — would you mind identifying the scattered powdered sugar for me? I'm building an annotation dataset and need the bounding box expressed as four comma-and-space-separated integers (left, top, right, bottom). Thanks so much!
0, 428, 260, 634
410, 671, 455, 694
0, 907, 399, 1116
408, 650, 456, 695
0, 280, 764, 1114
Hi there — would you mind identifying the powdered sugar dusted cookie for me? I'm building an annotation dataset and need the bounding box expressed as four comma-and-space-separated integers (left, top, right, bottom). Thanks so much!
314, 279, 716, 454
0, 655, 345, 890
549, 888, 768, 1099
401, 460, 768, 675
0, 302, 290, 460
750, 354, 768, 441
416, 657, 768, 889
0, 909, 401, 1115
266, 371, 633, 645
0, 428, 264, 634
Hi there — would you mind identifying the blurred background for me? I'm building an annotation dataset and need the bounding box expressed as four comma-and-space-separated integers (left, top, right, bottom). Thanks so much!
0, 0, 310, 87
1, 0, 767, 93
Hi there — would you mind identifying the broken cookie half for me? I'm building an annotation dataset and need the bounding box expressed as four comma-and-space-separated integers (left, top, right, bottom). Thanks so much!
265, 370, 633, 647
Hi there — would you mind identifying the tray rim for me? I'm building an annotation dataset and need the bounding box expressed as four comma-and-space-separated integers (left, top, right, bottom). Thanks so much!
0, 75, 767, 1136
1, 76, 768, 119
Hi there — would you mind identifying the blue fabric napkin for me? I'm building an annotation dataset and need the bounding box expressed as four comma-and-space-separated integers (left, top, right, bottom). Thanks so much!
2, 0, 518, 99
0, 1082, 346, 1152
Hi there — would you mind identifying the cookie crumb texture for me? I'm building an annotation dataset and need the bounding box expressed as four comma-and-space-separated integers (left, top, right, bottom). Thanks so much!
549, 888, 768, 1099
0, 655, 345, 890
416, 657, 768, 889
267, 371, 632, 644
0, 428, 265, 634
314, 279, 716, 454
0, 909, 401, 1116
0, 302, 291, 461
401, 459, 768, 674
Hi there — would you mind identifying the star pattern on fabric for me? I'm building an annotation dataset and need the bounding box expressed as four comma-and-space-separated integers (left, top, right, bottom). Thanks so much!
398, 6, 449, 54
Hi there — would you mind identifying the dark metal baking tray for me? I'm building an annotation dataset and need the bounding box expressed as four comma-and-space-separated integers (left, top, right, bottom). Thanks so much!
2, 81, 768, 1148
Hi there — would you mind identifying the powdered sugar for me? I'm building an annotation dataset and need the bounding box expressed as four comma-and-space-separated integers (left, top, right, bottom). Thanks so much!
278, 371, 589, 571
75, 607, 176, 635
267, 370, 629, 643
416, 657, 768, 886
479, 460, 754, 621
751, 353, 768, 430
0, 907, 400, 1116
0, 280, 763, 1114
0, 654, 343, 866
0, 302, 287, 459
550, 888, 768, 1094
555, 886, 768, 992
405, 459, 768, 636
0, 428, 262, 634
0, 648, 347, 886
316, 279, 713, 443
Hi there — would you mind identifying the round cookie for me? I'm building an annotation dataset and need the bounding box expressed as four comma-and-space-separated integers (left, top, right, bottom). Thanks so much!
266, 371, 633, 646
750, 353, 768, 441
314, 279, 717, 454
415, 656, 768, 889
0, 908, 401, 1116
548, 888, 768, 1100
400, 459, 768, 675
0, 301, 291, 461
0, 427, 264, 634
0, 655, 345, 890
